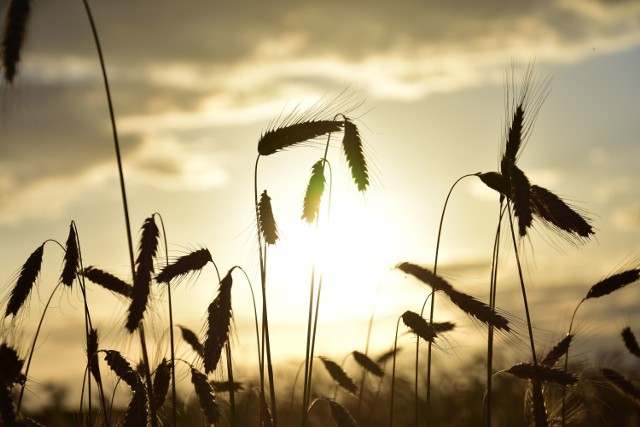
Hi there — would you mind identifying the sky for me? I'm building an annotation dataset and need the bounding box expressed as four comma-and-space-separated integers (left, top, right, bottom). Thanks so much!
1, 0, 639, 407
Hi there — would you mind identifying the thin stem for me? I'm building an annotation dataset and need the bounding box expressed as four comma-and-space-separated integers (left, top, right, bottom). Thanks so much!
81, 2, 158, 425
561, 300, 584, 426
156, 214, 177, 427
254, 154, 278, 426
16, 281, 65, 414
485, 202, 505, 427
358, 288, 379, 418
390, 315, 402, 427
421, 173, 478, 427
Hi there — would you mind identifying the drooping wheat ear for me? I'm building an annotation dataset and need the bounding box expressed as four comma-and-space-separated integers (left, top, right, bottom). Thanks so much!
505, 163, 532, 237
342, 117, 369, 191
153, 358, 171, 409
126, 215, 160, 332
395, 262, 454, 293
190, 367, 220, 425
103, 350, 141, 388
622, 327, 640, 358
401, 311, 437, 342
478, 171, 507, 197
505, 363, 577, 386
258, 190, 279, 245
82, 266, 133, 298
5, 244, 44, 318
352, 351, 383, 377
601, 368, 640, 401
396, 262, 510, 331
432, 321, 456, 334
584, 268, 640, 300
178, 325, 205, 358
211, 380, 244, 393
60, 223, 79, 287
1, 0, 30, 83
324, 398, 358, 427
87, 329, 101, 384
302, 159, 326, 223
123, 383, 149, 427
0, 387, 16, 426
155, 247, 212, 284
448, 289, 510, 331
530, 185, 594, 240
376, 347, 402, 364
204, 268, 234, 374
541, 334, 573, 366
319, 356, 358, 394
0, 343, 25, 385
258, 120, 343, 156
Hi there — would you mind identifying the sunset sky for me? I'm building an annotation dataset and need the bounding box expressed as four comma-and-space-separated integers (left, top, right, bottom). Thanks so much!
1, 0, 639, 404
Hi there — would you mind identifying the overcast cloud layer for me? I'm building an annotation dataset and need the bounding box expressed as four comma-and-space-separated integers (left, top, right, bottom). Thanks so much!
1, 0, 639, 224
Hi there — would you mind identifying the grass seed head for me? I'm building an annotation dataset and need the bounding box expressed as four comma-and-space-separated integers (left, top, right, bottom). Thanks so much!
506, 363, 577, 386
60, 223, 79, 287
204, 268, 234, 374
401, 311, 436, 342
153, 358, 171, 409
352, 350, 383, 377
178, 325, 205, 358
87, 329, 101, 385
601, 368, 640, 402
127, 215, 160, 332
585, 269, 640, 300
5, 244, 44, 318
319, 356, 358, 394
155, 248, 212, 284
258, 120, 342, 156
342, 117, 369, 192
191, 367, 220, 425
1, 0, 31, 83
83, 267, 133, 298
540, 334, 573, 366
622, 327, 640, 359
326, 398, 358, 427
258, 190, 279, 245
302, 160, 326, 224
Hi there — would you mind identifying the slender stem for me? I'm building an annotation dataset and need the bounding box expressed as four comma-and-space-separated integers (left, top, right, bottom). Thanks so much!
421, 173, 478, 427
81, 2, 157, 425
358, 289, 379, 418
506, 204, 546, 426
254, 155, 278, 426
17, 281, 64, 414
302, 135, 333, 427
485, 203, 504, 427
156, 214, 177, 427
561, 300, 583, 426
225, 343, 237, 427
390, 315, 402, 427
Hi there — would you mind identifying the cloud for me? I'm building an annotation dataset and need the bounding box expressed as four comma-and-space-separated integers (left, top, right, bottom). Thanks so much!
612, 202, 640, 230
